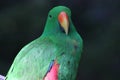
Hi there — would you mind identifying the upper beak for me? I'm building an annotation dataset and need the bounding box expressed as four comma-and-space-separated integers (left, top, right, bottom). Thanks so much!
58, 11, 69, 35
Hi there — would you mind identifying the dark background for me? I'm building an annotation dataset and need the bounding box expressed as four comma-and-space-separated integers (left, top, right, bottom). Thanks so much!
0, 0, 120, 80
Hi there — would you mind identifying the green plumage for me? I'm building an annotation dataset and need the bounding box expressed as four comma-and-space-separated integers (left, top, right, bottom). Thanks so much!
5, 6, 83, 80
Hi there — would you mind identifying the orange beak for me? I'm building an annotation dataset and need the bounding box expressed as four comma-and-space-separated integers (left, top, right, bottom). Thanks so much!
58, 11, 69, 35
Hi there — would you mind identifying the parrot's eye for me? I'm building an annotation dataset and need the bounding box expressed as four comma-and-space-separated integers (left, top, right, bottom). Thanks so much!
49, 15, 52, 18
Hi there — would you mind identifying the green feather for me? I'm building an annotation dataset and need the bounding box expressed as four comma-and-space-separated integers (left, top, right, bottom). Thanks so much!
6, 6, 83, 80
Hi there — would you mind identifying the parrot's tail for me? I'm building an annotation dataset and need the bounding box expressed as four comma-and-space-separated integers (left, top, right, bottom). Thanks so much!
0, 75, 5, 80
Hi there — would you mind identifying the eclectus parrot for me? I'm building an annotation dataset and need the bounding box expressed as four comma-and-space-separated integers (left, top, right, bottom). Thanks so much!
5, 6, 83, 80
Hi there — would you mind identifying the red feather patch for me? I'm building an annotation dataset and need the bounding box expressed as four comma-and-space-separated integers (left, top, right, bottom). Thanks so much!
44, 61, 59, 80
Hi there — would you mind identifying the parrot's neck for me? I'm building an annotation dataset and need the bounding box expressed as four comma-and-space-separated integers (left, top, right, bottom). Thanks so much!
44, 60, 59, 80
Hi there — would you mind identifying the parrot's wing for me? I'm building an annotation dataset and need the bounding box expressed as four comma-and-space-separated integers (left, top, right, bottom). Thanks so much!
6, 41, 34, 76
6, 38, 60, 80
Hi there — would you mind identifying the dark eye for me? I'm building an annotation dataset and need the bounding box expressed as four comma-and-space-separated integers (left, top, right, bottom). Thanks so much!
49, 15, 52, 18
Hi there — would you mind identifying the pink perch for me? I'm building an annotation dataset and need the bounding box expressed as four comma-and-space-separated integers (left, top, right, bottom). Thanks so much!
0, 75, 5, 80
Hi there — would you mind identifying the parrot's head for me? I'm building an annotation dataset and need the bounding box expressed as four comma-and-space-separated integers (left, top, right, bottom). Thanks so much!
43, 6, 77, 36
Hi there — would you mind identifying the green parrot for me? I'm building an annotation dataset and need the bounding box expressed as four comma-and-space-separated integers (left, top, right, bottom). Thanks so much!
5, 6, 83, 80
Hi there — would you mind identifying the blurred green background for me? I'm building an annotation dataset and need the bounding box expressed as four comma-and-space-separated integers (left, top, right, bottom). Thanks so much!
0, 0, 120, 80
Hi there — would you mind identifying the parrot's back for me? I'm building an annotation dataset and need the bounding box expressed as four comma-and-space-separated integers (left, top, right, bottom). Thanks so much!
6, 38, 57, 80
